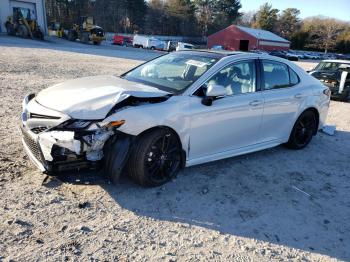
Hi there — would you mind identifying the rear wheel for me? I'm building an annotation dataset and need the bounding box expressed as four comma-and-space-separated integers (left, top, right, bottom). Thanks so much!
18, 25, 28, 38
286, 110, 317, 149
81, 32, 90, 44
128, 129, 182, 187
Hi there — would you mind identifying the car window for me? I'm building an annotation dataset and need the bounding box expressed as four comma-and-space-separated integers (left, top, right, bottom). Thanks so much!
289, 67, 300, 85
262, 60, 290, 89
315, 62, 350, 71
202, 60, 256, 96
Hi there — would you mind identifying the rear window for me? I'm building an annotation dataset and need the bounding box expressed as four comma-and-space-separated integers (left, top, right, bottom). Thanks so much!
262, 60, 300, 89
289, 68, 300, 85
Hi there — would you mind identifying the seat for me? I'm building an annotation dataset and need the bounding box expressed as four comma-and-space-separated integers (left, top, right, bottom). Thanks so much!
228, 67, 244, 95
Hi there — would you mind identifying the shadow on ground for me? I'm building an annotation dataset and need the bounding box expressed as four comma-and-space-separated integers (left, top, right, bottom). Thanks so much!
0, 35, 163, 61
56, 131, 350, 260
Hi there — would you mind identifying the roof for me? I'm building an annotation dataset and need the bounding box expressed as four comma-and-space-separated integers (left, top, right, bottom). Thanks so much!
177, 50, 246, 57
236, 26, 289, 43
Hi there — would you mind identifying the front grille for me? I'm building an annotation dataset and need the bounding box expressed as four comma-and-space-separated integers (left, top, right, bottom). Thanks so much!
22, 128, 42, 161
30, 113, 60, 120
31, 126, 48, 134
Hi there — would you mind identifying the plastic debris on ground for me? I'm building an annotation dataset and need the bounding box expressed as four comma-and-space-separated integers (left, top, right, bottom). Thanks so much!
321, 125, 336, 136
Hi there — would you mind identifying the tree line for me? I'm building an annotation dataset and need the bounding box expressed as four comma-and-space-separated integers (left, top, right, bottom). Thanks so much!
240, 3, 350, 54
45, 0, 350, 53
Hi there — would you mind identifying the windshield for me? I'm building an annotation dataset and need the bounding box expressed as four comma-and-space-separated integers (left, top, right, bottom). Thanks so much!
315, 62, 350, 71
123, 52, 220, 94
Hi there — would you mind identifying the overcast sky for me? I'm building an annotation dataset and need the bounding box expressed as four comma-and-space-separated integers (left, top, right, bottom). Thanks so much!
240, 0, 350, 21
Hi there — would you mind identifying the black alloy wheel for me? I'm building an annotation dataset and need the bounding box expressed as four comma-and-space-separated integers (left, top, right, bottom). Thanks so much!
145, 132, 181, 184
128, 129, 182, 187
286, 111, 317, 149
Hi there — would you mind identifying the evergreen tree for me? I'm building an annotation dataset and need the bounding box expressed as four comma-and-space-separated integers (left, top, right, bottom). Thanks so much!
253, 3, 279, 32
277, 8, 301, 40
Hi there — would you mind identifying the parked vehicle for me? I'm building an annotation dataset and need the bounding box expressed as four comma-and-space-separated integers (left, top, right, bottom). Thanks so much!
289, 51, 305, 59
21, 51, 329, 187
306, 53, 321, 60
309, 60, 350, 101
133, 35, 165, 50
210, 45, 224, 50
113, 35, 133, 46
152, 41, 167, 51
176, 42, 195, 51
67, 16, 105, 45
5, 7, 44, 40
166, 41, 178, 52
269, 50, 299, 61
250, 50, 269, 55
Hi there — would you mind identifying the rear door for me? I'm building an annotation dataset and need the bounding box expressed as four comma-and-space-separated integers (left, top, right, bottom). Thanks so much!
258, 59, 305, 143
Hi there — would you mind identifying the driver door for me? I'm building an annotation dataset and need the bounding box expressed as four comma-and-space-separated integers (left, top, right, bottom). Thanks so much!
188, 59, 264, 161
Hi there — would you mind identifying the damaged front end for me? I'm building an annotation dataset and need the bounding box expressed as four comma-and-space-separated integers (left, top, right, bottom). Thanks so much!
38, 124, 115, 172
21, 95, 126, 174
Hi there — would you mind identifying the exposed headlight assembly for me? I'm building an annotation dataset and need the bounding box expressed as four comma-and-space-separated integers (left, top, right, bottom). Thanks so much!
61, 119, 125, 131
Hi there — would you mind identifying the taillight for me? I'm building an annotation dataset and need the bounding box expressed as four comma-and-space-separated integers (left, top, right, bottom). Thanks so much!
323, 88, 331, 97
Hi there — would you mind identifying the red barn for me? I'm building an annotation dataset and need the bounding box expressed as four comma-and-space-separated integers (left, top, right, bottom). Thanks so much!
208, 25, 290, 52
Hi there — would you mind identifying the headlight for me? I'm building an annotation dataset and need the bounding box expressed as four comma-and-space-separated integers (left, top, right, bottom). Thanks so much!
61, 119, 125, 130
22, 93, 35, 111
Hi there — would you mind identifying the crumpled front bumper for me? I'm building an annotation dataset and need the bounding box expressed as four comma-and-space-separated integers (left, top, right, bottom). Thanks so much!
21, 125, 114, 173
21, 126, 46, 172
20, 95, 114, 173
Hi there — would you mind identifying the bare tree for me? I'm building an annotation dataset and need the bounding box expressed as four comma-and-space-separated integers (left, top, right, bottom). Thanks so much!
303, 17, 347, 53
236, 11, 256, 27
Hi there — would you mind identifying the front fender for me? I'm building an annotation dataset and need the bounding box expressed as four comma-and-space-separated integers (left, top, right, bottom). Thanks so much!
103, 96, 190, 151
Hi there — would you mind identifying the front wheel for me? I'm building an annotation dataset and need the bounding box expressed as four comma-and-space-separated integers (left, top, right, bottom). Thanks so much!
18, 25, 28, 38
127, 129, 182, 187
285, 110, 317, 149
5, 22, 15, 35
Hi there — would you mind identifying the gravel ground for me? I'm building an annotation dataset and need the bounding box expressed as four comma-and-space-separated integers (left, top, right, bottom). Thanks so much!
0, 36, 349, 261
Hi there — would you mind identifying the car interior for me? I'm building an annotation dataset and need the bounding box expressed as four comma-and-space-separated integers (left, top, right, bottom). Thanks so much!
200, 61, 256, 96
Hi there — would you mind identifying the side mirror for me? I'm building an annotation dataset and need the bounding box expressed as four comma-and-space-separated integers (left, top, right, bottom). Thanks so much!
201, 84, 226, 106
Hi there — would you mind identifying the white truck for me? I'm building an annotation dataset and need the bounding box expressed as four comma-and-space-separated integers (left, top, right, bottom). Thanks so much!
176, 42, 195, 51
133, 35, 165, 50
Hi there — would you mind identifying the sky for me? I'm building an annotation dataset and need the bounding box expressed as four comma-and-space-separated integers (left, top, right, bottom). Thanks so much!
240, 0, 350, 22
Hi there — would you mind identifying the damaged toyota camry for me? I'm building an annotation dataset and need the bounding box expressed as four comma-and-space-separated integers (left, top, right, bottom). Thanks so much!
21, 51, 330, 187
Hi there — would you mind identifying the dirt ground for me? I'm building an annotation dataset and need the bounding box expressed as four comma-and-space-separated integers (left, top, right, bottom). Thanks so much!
0, 36, 349, 261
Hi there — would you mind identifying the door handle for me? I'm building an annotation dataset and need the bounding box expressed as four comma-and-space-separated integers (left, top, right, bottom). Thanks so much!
249, 100, 263, 107
294, 93, 303, 99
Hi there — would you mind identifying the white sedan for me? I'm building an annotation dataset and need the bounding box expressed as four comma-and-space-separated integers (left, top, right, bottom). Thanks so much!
21, 51, 330, 186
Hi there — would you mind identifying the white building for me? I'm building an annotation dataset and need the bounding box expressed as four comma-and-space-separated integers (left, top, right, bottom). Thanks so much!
0, 0, 47, 34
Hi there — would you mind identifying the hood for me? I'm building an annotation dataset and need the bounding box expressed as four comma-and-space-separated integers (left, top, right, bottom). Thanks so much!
36, 75, 170, 120
311, 70, 340, 81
